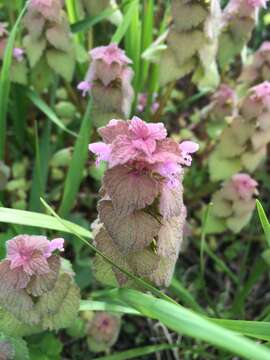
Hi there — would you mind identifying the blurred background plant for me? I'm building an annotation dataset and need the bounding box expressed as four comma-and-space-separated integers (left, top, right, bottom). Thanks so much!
0, 0, 270, 359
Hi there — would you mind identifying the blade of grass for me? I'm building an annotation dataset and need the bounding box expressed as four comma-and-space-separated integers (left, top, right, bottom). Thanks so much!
26, 89, 78, 138
93, 344, 180, 360
58, 99, 92, 217
0, 4, 27, 160
256, 199, 270, 248
79, 300, 140, 315
119, 289, 270, 360
80, 298, 270, 342
169, 277, 206, 314
111, 0, 137, 45
0, 207, 91, 238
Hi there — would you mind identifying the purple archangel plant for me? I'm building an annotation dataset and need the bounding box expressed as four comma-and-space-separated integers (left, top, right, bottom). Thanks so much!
0, 22, 27, 85
0, 235, 80, 336
240, 41, 270, 86
209, 81, 270, 181
89, 116, 198, 287
86, 312, 121, 353
207, 173, 258, 234
203, 84, 237, 122
218, 0, 267, 69
23, 0, 76, 88
78, 44, 134, 126
159, 0, 221, 89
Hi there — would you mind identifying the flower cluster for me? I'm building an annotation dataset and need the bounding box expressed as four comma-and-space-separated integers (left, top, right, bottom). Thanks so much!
0, 22, 24, 63
203, 84, 237, 122
209, 81, 270, 181
28, 0, 63, 22
89, 117, 198, 287
23, 0, 75, 85
218, 0, 267, 68
159, 0, 221, 89
0, 235, 80, 334
86, 312, 121, 353
137, 93, 159, 114
78, 44, 134, 126
209, 174, 258, 233
240, 41, 270, 86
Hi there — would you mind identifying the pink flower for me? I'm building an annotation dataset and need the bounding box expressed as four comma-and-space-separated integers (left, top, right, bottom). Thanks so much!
13, 47, 24, 62
77, 81, 92, 97
179, 141, 200, 166
232, 174, 258, 200
89, 117, 198, 217
129, 116, 167, 156
89, 142, 111, 165
29, 0, 63, 21
212, 84, 235, 106
250, 81, 270, 107
83, 44, 133, 88
137, 93, 160, 113
6, 235, 64, 276
247, 0, 267, 8
90, 43, 132, 66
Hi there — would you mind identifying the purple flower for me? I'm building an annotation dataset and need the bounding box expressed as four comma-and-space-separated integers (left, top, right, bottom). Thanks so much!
13, 47, 24, 62
77, 81, 92, 97
0, 235, 64, 289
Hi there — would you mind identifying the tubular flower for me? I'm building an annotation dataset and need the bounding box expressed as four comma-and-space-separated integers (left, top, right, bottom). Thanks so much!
78, 44, 134, 126
218, 0, 267, 68
209, 81, 270, 181
209, 174, 258, 233
89, 117, 198, 287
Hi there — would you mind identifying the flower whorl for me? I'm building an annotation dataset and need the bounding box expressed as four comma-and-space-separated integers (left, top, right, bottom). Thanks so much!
89, 117, 198, 287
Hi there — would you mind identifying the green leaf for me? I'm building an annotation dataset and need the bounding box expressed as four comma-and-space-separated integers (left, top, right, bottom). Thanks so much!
118, 289, 270, 360
23, 35, 46, 68
46, 49, 75, 82
94, 344, 179, 360
0, 4, 27, 159
0, 207, 92, 238
26, 89, 77, 137
256, 200, 270, 248
59, 99, 92, 217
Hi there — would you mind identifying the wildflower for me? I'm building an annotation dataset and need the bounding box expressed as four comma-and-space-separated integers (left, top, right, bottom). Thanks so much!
79, 44, 134, 123
0, 235, 64, 290
210, 174, 258, 233
87, 312, 121, 353
89, 117, 198, 286
77, 81, 92, 97
137, 93, 160, 113
28, 0, 63, 22
13, 47, 24, 62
